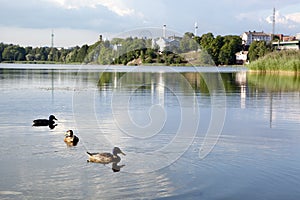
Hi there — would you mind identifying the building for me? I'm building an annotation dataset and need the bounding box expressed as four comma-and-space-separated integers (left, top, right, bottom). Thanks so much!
235, 51, 249, 65
272, 40, 300, 50
275, 34, 296, 42
112, 44, 122, 51
152, 37, 180, 52
241, 31, 272, 46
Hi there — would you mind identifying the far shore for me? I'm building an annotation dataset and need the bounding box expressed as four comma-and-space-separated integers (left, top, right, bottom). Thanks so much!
1, 62, 300, 75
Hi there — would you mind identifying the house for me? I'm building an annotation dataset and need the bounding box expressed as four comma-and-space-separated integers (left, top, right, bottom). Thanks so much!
275, 34, 296, 42
112, 44, 122, 51
152, 37, 180, 52
241, 31, 272, 46
235, 51, 248, 65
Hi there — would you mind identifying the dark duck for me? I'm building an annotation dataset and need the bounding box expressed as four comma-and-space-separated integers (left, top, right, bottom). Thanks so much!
64, 130, 79, 146
87, 147, 126, 164
33, 115, 57, 128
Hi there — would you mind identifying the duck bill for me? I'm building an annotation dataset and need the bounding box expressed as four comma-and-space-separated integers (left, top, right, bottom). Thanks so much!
121, 151, 126, 156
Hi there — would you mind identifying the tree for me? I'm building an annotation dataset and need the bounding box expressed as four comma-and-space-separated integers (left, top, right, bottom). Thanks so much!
26, 54, 35, 61
200, 33, 215, 63
180, 32, 197, 53
218, 43, 232, 65
210, 36, 224, 65
218, 35, 242, 65
199, 50, 215, 65
2, 45, 25, 61
66, 47, 78, 63
200, 33, 214, 50
248, 41, 273, 62
0, 43, 7, 62
76, 44, 89, 63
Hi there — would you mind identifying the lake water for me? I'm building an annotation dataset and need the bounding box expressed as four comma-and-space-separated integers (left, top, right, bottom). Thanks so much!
0, 64, 300, 199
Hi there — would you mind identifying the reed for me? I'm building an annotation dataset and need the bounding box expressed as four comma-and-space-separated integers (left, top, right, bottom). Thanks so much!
248, 50, 300, 72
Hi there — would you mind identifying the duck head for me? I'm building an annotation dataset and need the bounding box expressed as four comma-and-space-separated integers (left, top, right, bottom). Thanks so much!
65, 130, 73, 137
112, 147, 126, 156
49, 115, 57, 121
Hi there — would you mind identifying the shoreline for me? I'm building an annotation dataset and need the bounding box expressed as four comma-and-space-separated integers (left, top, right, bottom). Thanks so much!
1, 62, 299, 75
248, 69, 300, 76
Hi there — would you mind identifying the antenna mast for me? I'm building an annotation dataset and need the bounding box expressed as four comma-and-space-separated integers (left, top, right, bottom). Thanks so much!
194, 22, 198, 36
272, 8, 275, 40
163, 24, 166, 38
51, 29, 54, 48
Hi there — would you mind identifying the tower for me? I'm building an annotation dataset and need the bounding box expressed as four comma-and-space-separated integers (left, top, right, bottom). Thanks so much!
194, 22, 198, 36
51, 29, 54, 48
163, 24, 166, 38
272, 8, 275, 40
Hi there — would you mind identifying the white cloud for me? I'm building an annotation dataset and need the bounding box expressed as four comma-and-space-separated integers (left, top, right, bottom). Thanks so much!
47, 0, 137, 17
266, 11, 287, 24
265, 11, 300, 31
286, 12, 300, 23
266, 11, 300, 25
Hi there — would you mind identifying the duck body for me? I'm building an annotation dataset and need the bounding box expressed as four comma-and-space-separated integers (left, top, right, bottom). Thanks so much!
64, 130, 79, 146
87, 152, 116, 164
33, 115, 57, 126
87, 147, 125, 164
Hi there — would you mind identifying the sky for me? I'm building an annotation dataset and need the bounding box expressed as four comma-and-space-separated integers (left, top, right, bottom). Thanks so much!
0, 0, 300, 47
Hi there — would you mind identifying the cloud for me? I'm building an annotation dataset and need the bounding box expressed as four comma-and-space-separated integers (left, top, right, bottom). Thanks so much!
266, 11, 288, 25
47, 0, 137, 17
265, 11, 300, 29
286, 12, 300, 23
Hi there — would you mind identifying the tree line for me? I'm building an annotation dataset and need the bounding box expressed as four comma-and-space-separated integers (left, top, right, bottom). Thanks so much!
0, 32, 273, 65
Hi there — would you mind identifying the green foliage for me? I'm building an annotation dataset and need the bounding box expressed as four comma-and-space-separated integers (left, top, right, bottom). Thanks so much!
218, 35, 242, 65
247, 72, 300, 91
198, 50, 215, 65
179, 32, 198, 53
76, 44, 89, 63
0, 32, 261, 66
248, 41, 273, 62
199, 33, 242, 65
248, 50, 300, 72
1, 44, 26, 61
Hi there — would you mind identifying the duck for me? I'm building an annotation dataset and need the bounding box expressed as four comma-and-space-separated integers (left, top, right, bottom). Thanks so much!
87, 147, 126, 164
64, 130, 79, 146
33, 115, 57, 126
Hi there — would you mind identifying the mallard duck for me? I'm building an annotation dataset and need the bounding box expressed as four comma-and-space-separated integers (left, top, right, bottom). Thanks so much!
33, 115, 57, 126
64, 130, 79, 146
87, 147, 126, 164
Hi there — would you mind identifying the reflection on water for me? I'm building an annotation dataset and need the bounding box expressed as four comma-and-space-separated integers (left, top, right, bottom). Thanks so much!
0, 65, 300, 199
248, 72, 300, 92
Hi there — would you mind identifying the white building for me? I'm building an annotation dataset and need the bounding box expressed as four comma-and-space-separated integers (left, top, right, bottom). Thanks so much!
235, 51, 248, 65
272, 40, 300, 50
112, 44, 122, 51
152, 37, 180, 52
241, 31, 272, 46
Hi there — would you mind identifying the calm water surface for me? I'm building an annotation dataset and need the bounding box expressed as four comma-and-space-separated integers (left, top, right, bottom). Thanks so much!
0, 64, 300, 199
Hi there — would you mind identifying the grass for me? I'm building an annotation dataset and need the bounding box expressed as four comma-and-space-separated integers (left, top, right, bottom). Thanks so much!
248, 50, 300, 73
